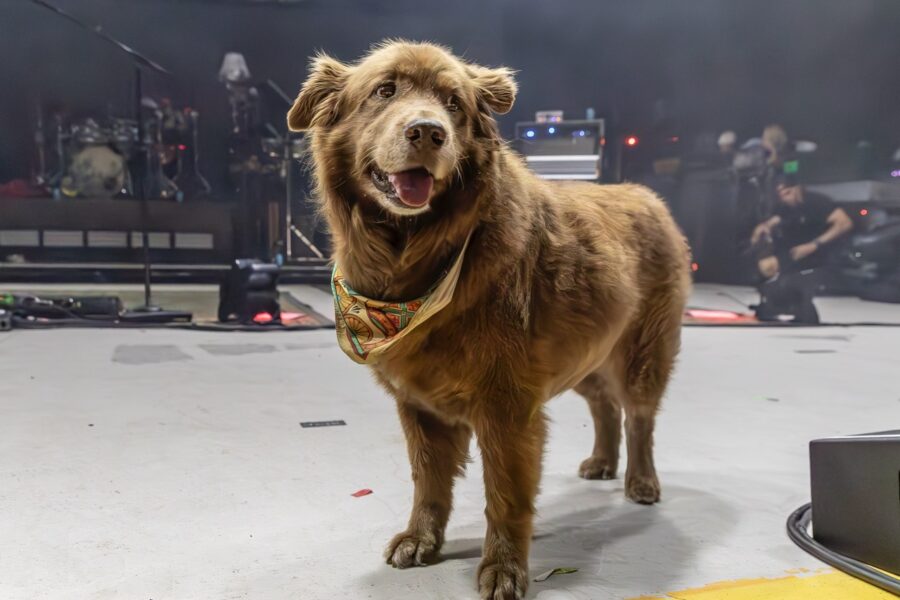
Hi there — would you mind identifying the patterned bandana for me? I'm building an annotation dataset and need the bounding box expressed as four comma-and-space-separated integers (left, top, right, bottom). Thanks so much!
331, 233, 473, 364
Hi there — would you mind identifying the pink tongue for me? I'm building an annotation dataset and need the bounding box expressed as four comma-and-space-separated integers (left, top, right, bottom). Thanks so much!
388, 168, 434, 207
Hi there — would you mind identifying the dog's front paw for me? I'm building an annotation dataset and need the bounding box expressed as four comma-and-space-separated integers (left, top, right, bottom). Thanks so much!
477, 559, 527, 600
384, 529, 441, 568
578, 455, 617, 480
625, 473, 661, 504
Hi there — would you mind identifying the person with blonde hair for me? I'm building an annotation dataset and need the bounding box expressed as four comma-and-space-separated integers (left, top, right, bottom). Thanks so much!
762, 124, 789, 166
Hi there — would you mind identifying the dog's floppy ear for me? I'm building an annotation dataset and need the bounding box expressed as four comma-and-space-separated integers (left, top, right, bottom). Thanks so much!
287, 54, 351, 131
468, 65, 517, 115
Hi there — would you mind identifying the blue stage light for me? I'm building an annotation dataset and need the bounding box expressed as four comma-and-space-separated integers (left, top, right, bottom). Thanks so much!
525, 130, 535, 138
548, 127, 555, 134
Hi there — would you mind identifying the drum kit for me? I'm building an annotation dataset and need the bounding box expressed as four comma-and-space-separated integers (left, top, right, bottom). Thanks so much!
26, 0, 208, 322
27, 0, 323, 279
36, 100, 210, 202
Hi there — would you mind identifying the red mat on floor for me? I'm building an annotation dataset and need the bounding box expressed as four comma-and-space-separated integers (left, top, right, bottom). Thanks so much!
683, 308, 761, 326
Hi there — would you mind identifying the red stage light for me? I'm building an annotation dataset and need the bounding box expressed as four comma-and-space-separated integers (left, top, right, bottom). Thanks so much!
626, 136, 639, 147
860, 208, 869, 216
691, 262, 699, 272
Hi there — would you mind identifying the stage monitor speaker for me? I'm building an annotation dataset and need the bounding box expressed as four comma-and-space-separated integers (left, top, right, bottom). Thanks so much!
810, 430, 900, 574
218, 259, 281, 323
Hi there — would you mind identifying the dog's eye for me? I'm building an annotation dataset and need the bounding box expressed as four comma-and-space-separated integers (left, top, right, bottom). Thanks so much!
446, 96, 460, 112
375, 83, 396, 98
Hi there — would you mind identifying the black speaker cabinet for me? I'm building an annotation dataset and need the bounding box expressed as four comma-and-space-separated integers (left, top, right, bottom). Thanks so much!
218, 259, 281, 324
810, 431, 900, 574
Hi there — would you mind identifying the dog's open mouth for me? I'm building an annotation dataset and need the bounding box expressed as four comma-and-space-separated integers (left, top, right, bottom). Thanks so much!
371, 167, 434, 208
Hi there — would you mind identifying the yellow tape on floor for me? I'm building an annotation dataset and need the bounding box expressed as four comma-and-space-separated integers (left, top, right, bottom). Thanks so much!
630, 570, 897, 600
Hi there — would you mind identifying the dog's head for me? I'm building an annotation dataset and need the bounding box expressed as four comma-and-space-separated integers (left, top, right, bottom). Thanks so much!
288, 41, 516, 217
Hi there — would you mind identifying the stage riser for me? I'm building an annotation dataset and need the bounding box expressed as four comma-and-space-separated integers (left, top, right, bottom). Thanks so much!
0, 197, 237, 264
0, 264, 330, 285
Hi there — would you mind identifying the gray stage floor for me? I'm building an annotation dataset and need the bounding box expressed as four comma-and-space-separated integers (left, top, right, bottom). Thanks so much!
1, 284, 898, 599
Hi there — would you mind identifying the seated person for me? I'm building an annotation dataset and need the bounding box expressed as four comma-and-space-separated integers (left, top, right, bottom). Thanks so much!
751, 173, 854, 279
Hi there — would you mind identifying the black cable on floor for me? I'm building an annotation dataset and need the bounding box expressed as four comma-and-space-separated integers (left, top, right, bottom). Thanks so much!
786, 503, 900, 596
10, 315, 334, 332
715, 289, 754, 310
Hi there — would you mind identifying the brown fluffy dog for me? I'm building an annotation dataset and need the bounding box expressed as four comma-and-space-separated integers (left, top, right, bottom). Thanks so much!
288, 41, 690, 600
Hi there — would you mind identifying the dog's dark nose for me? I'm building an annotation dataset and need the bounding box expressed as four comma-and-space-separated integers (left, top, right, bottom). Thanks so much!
404, 119, 446, 148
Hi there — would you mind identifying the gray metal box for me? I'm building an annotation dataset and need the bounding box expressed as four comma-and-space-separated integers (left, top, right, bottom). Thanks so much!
810, 431, 900, 574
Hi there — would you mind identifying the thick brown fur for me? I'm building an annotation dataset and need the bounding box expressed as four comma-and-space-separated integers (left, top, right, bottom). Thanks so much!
289, 40, 691, 600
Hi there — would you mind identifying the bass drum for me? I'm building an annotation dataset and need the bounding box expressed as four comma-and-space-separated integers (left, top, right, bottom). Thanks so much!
61, 146, 126, 198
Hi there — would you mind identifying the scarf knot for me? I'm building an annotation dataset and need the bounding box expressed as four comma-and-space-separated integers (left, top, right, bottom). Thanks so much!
331, 232, 473, 364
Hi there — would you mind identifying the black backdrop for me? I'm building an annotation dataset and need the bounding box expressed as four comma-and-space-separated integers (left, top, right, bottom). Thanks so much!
3, 0, 900, 196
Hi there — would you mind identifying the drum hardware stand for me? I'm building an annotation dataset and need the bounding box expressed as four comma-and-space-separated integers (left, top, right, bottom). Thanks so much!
289, 224, 325, 260
31, 99, 67, 197
30, 0, 191, 323
263, 80, 325, 262
145, 104, 181, 202
46, 113, 68, 199
191, 109, 213, 197
173, 109, 212, 201
32, 100, 48, 187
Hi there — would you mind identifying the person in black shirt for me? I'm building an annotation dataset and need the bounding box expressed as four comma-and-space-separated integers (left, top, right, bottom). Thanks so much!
750, 174, 854, 278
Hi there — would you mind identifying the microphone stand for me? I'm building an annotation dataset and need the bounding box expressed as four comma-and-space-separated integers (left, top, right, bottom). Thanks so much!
29, 0, 190, 323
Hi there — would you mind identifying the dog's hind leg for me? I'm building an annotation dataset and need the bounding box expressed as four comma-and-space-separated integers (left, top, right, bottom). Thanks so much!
622, 399, 662, 504
619, 294, 682, 505
385, 401, 472, 568
574, 370, 622, 480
